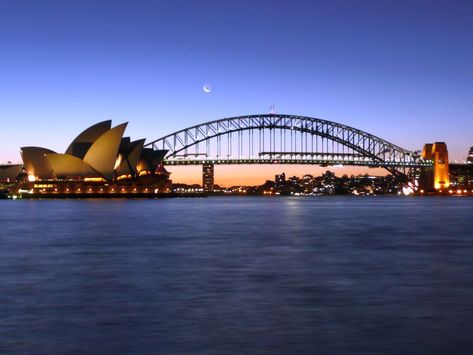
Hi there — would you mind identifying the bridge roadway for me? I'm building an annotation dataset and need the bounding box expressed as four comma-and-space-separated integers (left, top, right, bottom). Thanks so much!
164, 158, 432, 168
163, 152, 433, 168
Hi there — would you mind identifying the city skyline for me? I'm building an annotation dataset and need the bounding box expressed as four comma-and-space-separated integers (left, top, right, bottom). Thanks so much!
1, 1, 472, 185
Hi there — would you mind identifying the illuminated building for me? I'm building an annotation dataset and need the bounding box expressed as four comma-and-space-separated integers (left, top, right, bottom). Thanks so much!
420, 142, 450, 191
450, 164, 473, 188
0, 164, 23, 183
12, 120, 171, 196
202, 163, 214, 192
448, 147, 473, 190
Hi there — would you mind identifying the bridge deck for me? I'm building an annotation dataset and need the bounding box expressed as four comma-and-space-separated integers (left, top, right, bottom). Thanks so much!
164, 158, 433, 168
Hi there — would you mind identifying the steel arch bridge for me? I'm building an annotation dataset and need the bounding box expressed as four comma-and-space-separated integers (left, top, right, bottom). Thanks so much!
145, 114, 432, 175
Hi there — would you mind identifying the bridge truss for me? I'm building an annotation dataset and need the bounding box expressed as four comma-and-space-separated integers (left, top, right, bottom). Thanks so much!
146, 114, 432, 176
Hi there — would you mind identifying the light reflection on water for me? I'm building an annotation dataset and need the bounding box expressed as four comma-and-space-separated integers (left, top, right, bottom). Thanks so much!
1, 196, 473, 354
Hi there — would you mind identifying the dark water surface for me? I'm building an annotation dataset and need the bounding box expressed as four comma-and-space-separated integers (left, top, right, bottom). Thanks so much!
1, 196, 473, 354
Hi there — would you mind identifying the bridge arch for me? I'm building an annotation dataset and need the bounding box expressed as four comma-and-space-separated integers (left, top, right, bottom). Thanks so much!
146, 114, 429, 175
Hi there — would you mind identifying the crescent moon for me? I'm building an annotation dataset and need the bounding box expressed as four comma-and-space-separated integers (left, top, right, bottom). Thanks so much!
203, 84, 212, 93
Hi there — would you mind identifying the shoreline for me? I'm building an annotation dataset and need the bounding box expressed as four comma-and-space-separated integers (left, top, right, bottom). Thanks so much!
2, 191, 472, 199
2, 192, 207, 199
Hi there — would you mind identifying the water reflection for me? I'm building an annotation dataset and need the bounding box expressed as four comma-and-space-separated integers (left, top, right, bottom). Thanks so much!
1, 197, 473, 354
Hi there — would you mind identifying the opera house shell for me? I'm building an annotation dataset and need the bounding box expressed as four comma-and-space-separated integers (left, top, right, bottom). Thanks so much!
12, 121, 170, 195
0, 164, 23, 183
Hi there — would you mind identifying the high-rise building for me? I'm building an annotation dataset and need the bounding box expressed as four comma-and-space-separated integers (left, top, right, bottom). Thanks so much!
275, 173, 286, 184
202, 163, 214, 192
468, 147, 473, 164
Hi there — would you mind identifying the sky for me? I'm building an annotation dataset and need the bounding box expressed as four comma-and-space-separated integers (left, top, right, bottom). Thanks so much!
0, 0, 472, 185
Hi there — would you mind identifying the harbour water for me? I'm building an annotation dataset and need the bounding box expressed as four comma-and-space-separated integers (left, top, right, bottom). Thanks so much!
1, 196, 473, 354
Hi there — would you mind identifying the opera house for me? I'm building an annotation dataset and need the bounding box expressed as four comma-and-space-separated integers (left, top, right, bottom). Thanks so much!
0, 164, 23, 183
4, 120, 171, 196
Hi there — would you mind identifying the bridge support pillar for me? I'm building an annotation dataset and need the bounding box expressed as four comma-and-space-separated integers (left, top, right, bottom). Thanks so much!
202, 163, 214, 192
420, 142, 450, 192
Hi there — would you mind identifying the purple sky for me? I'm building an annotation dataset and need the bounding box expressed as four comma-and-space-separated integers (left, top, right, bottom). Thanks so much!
1, 0, 472, 183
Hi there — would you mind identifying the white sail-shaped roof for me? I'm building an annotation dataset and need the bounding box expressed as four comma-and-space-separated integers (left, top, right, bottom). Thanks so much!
0, 165, 23, 182
116, 139, 145, 176
83, 123, 128, 180
65, 120, 112, 157
46, 153, 101, 179
20, 146, 56, 179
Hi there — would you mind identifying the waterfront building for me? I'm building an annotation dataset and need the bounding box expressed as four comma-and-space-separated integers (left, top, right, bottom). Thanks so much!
0, 164, 23, 183
12, 121, 171, 196
275, 173, 286, 184
450, 164, 473, 189
448, 147, 473, 190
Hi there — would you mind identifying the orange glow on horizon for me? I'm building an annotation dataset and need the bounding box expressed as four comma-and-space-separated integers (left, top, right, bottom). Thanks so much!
167, 165, 389, 187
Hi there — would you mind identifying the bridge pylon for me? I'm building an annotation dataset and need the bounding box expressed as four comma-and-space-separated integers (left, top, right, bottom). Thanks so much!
419, 142, 449, 192
202, 163, 215, 192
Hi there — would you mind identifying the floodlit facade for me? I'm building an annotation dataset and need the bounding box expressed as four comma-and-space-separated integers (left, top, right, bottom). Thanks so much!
21, 147, 55, 180
421, 142, 450, 191
65, 120, 113, 158
14, 121, 170, 195
20, 120, 167, 182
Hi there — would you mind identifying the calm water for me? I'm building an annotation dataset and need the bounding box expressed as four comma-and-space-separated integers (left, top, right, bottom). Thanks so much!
1, 196, 473, 354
